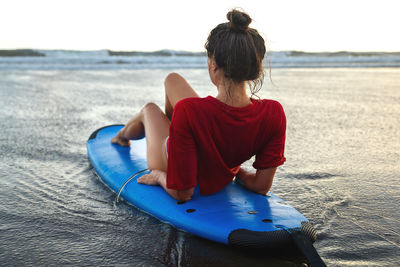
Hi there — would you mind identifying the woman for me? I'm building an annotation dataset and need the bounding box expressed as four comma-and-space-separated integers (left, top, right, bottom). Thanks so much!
111, 9, 286, 202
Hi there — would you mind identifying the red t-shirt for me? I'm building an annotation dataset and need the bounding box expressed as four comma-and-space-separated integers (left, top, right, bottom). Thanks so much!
166, 96, 286, 195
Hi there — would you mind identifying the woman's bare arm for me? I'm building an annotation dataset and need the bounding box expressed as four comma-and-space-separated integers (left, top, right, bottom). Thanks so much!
236, 167, 276, 195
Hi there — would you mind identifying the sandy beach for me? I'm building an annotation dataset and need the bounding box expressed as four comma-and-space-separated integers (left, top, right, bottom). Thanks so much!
0, 64, 399, 266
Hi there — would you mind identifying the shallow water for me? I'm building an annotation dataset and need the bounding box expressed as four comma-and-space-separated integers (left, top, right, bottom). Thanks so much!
0, 68, 399, 266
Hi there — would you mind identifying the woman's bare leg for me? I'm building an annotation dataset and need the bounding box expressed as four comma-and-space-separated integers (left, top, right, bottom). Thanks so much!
112, 72, 198, 169
164, 73, 200, 120
111, 112, 145, 147
111, 102, 170, 171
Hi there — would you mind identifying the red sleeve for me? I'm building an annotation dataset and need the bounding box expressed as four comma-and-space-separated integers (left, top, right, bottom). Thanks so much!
253, 101, 286, 169
166, 101, 198, 190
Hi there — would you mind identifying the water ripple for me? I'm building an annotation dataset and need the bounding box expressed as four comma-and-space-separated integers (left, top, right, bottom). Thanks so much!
285, 172, 339, 180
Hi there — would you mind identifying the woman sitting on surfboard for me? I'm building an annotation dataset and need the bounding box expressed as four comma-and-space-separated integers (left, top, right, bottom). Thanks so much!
111, 9, 286, 202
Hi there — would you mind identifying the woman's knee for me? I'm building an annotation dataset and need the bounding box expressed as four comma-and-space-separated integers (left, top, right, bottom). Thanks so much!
164, 73, 198, 108
141, 102, 169, 128
142, 102, 161, 114
164, 72, 183, 88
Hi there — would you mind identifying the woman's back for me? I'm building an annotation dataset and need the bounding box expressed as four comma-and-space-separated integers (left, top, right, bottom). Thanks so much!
166, 96, 286, 195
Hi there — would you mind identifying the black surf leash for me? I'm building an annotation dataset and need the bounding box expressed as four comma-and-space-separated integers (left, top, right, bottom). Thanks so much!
279, 226, 326, 267
114, 168, 149, 206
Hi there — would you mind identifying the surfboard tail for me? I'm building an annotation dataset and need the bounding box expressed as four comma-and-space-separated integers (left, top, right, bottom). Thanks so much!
228, 221, 317, 250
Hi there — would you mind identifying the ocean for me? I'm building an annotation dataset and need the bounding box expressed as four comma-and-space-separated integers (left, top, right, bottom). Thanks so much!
0, 50, 399, 266
1, 49, 400, 70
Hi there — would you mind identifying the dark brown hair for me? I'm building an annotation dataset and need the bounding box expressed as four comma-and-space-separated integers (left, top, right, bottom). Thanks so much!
205, 9, 266, 95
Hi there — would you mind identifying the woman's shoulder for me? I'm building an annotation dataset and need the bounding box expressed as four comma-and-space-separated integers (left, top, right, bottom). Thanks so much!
172, 97, 213, 120
175, 96, 215, 110
253, 98, 285, 112
253, 98, 282, 105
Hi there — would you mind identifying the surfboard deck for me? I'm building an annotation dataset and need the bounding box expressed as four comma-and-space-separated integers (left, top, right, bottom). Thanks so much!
87, 125, 316, 249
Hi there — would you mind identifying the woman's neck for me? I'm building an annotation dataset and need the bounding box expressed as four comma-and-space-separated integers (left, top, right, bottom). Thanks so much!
215, 81, 251, 108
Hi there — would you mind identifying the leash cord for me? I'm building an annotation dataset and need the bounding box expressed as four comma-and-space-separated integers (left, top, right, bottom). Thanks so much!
114, 168, 149, 205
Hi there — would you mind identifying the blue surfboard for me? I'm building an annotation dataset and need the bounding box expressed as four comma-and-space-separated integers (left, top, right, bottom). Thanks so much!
87, 125, 317, 249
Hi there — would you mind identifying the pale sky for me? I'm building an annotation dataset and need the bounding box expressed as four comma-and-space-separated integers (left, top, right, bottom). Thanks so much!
1, 0, 399, 52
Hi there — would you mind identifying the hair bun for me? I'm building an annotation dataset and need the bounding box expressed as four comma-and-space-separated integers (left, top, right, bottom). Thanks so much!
227, 9, 252, 32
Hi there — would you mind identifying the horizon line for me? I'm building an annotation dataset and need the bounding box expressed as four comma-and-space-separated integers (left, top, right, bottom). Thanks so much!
1, 48, 400, 54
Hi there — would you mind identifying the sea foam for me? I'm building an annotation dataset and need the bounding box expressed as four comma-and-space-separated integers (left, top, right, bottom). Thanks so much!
0, 49, 399, 70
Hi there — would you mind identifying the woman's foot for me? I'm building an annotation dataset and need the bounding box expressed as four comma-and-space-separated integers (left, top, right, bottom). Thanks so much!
137, 170, 164, 185
111, 130, 131, 147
